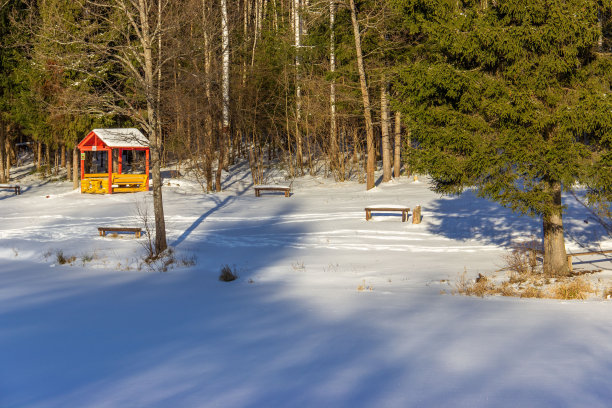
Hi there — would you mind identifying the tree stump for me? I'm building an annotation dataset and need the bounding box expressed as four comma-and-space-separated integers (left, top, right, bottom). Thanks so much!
412, 205, 422, 224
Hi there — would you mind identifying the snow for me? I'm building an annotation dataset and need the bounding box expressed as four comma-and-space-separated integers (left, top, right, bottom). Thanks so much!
91, 128, 149, 148
255, 184, 291, 189
1, 162, 612, 408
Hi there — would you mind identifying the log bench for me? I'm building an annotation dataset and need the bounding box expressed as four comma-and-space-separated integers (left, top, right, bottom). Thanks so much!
365, 206, 411, 222
98, 227, 142, 238
0, 184, 21, 195
254, 185, 291, 197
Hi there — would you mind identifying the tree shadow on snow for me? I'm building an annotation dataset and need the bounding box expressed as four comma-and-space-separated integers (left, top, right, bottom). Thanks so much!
426, 190, 610, 249
2, 187, 612, 407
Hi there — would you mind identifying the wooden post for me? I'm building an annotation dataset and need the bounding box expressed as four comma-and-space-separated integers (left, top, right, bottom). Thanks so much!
107, 149, 113, 194
145, 148, 150, 191
412, 205, 422, 224
80, 150, 85, 184
118, 148, 123, 174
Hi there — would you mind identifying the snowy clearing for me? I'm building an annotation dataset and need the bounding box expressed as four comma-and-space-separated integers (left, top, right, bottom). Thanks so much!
1, 163, 612, 408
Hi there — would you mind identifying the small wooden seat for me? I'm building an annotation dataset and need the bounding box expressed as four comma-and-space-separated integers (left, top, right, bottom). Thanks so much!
0, 184, 21, 195
98, 227, 142, 238
365, 206, 411, 222
254, 185, 291, 197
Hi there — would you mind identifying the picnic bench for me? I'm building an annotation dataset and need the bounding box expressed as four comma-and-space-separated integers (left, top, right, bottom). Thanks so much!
365, 206, 411, 222
254, 185, 291, 197
0, 184, 21, 195
98, 227, 142, 238
112, 174, 148, 193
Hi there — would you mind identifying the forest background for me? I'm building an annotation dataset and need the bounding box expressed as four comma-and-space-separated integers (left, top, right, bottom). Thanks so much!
0, 0, 611, 273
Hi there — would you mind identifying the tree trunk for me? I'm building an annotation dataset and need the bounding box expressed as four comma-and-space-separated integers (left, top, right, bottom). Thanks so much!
381, 83, 392, 182
60, 143, 66, 168
598, 9, 603, 52
5, 138, 11, 180
217, 0, 230, 192
66, 148, 72, 180
45, 144, 50, 174
393, 111, 401, 179
140, 0, 167, 255
0, 121, 6, 183
542, 182, 569, 276
329, 0, 340, 180
349, 0, 375, 190
293, 0, 304, 175
73, 147, 79, 190
37, 141, 42, 170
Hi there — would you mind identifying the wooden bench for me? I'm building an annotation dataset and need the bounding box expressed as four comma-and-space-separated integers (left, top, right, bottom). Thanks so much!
98, 227, 142, 238
0, 184, 21, 195
254, 185, 291, 197
112, 174, 148, 193
365, 206, 411, 222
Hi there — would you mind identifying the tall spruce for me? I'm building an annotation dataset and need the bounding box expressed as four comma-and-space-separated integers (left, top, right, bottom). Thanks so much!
394, 0, 612, 275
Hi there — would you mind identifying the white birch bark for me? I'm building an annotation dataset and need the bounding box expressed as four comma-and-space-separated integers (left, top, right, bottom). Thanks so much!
216, 0, 230, 191
329, 0, 339, 178
294, 0, 303, 173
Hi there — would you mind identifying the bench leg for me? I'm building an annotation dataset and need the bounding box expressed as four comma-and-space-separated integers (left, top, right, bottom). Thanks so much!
402, 211, 407, 222
136, 232, 141, 238
285, 190, 289, 197
366, 210, 371, 221
567, 255, 572, 272
255, 190, 260, 197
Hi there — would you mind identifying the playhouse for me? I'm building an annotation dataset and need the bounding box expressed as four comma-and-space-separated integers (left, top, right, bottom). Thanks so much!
78, 128, 150, 194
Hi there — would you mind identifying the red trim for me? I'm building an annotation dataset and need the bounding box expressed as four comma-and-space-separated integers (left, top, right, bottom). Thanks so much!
80, 157, 85, 186
145, 149, 150, 191
107, 149, 113, 194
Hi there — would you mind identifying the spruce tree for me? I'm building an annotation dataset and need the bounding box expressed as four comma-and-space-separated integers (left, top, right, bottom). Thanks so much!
394, 0, 612, 275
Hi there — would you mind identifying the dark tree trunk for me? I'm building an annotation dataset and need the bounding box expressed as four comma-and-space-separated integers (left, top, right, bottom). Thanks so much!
73, 147, 79, 190
0, 121, 6, 183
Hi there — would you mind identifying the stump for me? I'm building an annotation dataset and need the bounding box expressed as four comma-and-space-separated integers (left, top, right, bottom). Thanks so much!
412, 205, 422, 224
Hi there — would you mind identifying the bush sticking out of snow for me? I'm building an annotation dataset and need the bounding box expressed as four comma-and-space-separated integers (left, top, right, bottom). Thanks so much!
219, 265, 238, 282
552, 278, 595, 300
56, 250, 76, 265
451, 262, 602, 300
357, 279, 373, 292
504, 241, 541, 282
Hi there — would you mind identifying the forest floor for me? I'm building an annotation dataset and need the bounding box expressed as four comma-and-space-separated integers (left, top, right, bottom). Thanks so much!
1, 160, 612, 407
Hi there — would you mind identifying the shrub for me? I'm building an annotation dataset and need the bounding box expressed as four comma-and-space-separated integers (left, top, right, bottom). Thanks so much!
552, 278, 594, 300
519, 286, 544, 298
56, 250, 76, 265
219, 265, 238, 282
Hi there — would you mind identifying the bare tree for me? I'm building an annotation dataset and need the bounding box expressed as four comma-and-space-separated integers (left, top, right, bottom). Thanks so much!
380, 82, 391, 182
329, 0, 341, 180
349, 0, 375, 189
393, 111, 401, 179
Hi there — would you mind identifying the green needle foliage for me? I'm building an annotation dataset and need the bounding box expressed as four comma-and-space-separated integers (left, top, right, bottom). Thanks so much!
394, 0, 612, 275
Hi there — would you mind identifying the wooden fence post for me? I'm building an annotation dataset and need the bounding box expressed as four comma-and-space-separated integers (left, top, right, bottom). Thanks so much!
412, 205, 422, 224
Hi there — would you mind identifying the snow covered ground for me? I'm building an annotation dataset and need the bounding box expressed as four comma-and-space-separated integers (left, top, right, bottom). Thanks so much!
1, 162, 611, 407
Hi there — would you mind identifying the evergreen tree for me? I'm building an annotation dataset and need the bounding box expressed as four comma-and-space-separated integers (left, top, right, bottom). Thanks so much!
394, 0, 612, 275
